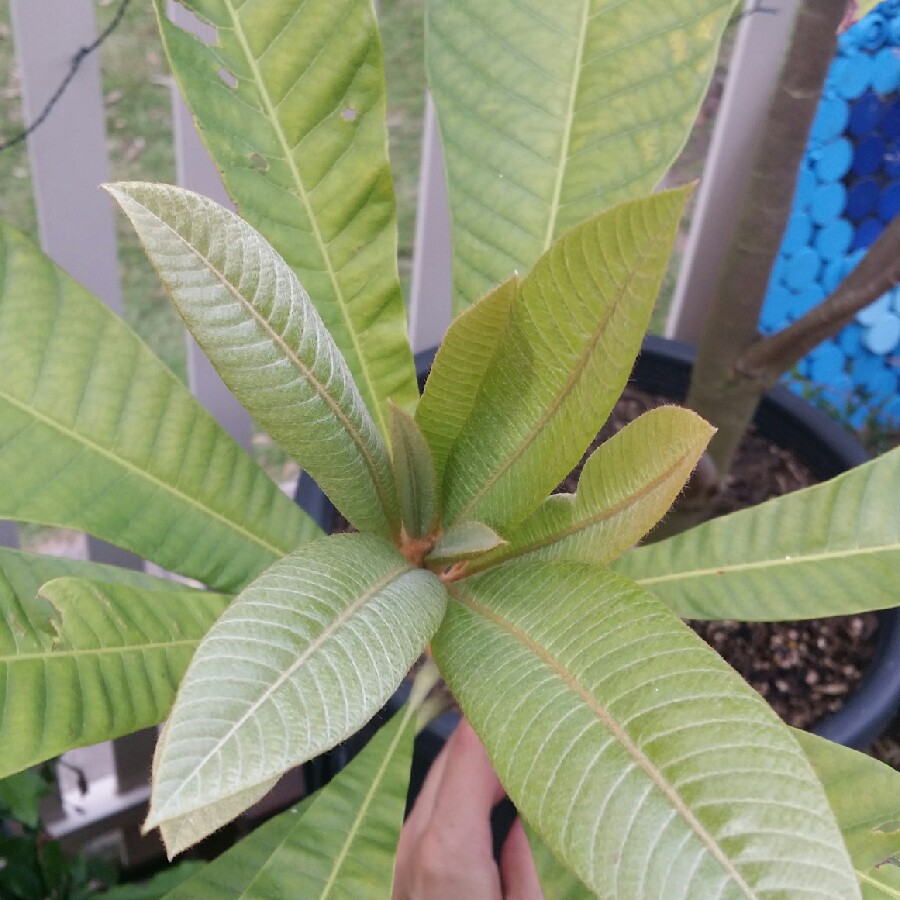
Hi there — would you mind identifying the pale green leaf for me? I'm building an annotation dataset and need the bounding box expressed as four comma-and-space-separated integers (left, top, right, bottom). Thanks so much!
0, 221, 316, 592
427, 0, 735, 310
433, 561, 859, 898
166, 702, 413, 900
615, 448, 900, 620
153, 0, 417, 433
467, 406, 714, 574
859, 866, 900, 900
108, 183, 399, 538
1, 574, 229, 779
425, 521, 506, 566
163, 801, 311, 898
146, 534, 447, 855
390, 404, 438, 539
442, 189, 690, 532
795, 730, 900, 879
524, 821, 593, 899
415, 276, 517, 484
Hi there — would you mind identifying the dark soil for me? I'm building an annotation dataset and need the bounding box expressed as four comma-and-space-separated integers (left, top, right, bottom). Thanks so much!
559, 386, 879, 732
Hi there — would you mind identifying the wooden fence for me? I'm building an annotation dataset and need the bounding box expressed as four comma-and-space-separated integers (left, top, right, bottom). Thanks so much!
2, 0, 797, 869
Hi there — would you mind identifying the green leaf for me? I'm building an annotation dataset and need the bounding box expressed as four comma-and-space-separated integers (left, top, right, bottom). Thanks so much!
795, 730, 900, 881
146, 534, 447, 856
427, 0, 735, 311
0, 576, 229, 779
166, 700, 415, 899
102, 862, 206, 899
415, 276, 517, 484
441, 189, 691, 532
152, 0, 417, 434
0, 221, 317, 592
467, 406, 714, 574
0, 770, 50, 829
390, 404, 438, 539
614, 447, 900, 620
425, 521, 505, 567
108, 183, 399, 538
433, 561, 859, 898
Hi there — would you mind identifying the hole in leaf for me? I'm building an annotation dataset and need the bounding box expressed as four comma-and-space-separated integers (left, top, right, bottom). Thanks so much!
218, 67, 238, 89
341, 108, 358, 122
249, 152, 268, 171
167, 2, 216, 46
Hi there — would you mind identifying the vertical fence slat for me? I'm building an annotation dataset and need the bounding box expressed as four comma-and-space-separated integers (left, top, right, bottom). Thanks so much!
408, 95, 453, 354
166, 1, 254, 452
666, 0, 801, 343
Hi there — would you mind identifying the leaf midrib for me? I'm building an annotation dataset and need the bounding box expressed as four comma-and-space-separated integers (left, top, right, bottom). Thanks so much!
222, 0, 386, 437
634, 541, 900, 586
453, 232, 652, 525
449, 585, 756, 897
130, 195, 397, 529
152, 561, 410, 823
468, 442, 695, 572
317, 700, 415, 898
3, 638, 201, 663
543, 0, 588, 250
0, 388, 287, 560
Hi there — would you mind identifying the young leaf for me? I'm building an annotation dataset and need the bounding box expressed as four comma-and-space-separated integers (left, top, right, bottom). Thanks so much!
152, 0, 418, 434
415, 276, 517, 484
442, 189, 691, 532
433, 561, 860, 898
0, 221, 316, 592
425, 521, 506, 567
467, 406, 713, 573
146, 534, 447, 856
614, 447, 900, 620
1, 575, 229, 779
427, 0, 735, 311
794, 730, 900, 877
108, 183, 400, 538
390, 404, 438, 539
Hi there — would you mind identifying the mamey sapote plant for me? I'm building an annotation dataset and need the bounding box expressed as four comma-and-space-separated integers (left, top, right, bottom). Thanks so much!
0, 0, 899, 896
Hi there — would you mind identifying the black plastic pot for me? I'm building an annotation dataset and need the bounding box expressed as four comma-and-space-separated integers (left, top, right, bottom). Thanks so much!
636, 336, 900, 749
297, 336, 899, 777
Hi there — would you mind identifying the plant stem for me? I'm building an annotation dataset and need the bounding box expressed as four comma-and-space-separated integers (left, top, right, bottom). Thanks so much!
738, 212, 900, 376
684, 0, 847, 476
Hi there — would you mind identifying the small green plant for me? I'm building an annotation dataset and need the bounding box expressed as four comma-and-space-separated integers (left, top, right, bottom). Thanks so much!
1, 0, 899, 896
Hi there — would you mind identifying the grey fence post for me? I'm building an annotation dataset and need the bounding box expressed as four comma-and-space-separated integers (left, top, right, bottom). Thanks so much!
666, 0, 801, 343
9, 0, 142, 572
408, 95, 453, 354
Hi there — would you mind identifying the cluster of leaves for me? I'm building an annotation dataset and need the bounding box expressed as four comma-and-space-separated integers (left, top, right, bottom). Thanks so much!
0, 0, 899, 896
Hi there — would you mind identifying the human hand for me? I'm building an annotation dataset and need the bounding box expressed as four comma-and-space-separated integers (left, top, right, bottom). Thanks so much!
392, 718, 543, 899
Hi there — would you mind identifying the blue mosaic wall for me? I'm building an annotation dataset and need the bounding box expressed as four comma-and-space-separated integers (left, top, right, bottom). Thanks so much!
759, 0, 900, 428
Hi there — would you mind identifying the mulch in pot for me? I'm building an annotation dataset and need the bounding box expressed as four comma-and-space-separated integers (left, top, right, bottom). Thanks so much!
559, 386, 879, 733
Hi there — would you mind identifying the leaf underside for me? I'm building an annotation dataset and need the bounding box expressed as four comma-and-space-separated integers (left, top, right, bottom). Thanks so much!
427, 0, 735, 311
153, 0, 417, 433
433, 560, 859, 898
108, 182, 399, 538
615, 447, 900, 620
147, 534, 447, 855
0, 222, 316, 592
0, 565, 229, 779
441, 189, 691, 532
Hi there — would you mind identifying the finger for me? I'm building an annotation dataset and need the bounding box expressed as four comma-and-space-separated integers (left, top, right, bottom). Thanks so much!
430, 719, 507, 832
500, 818, 544, 900
401, 716, 459, 838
